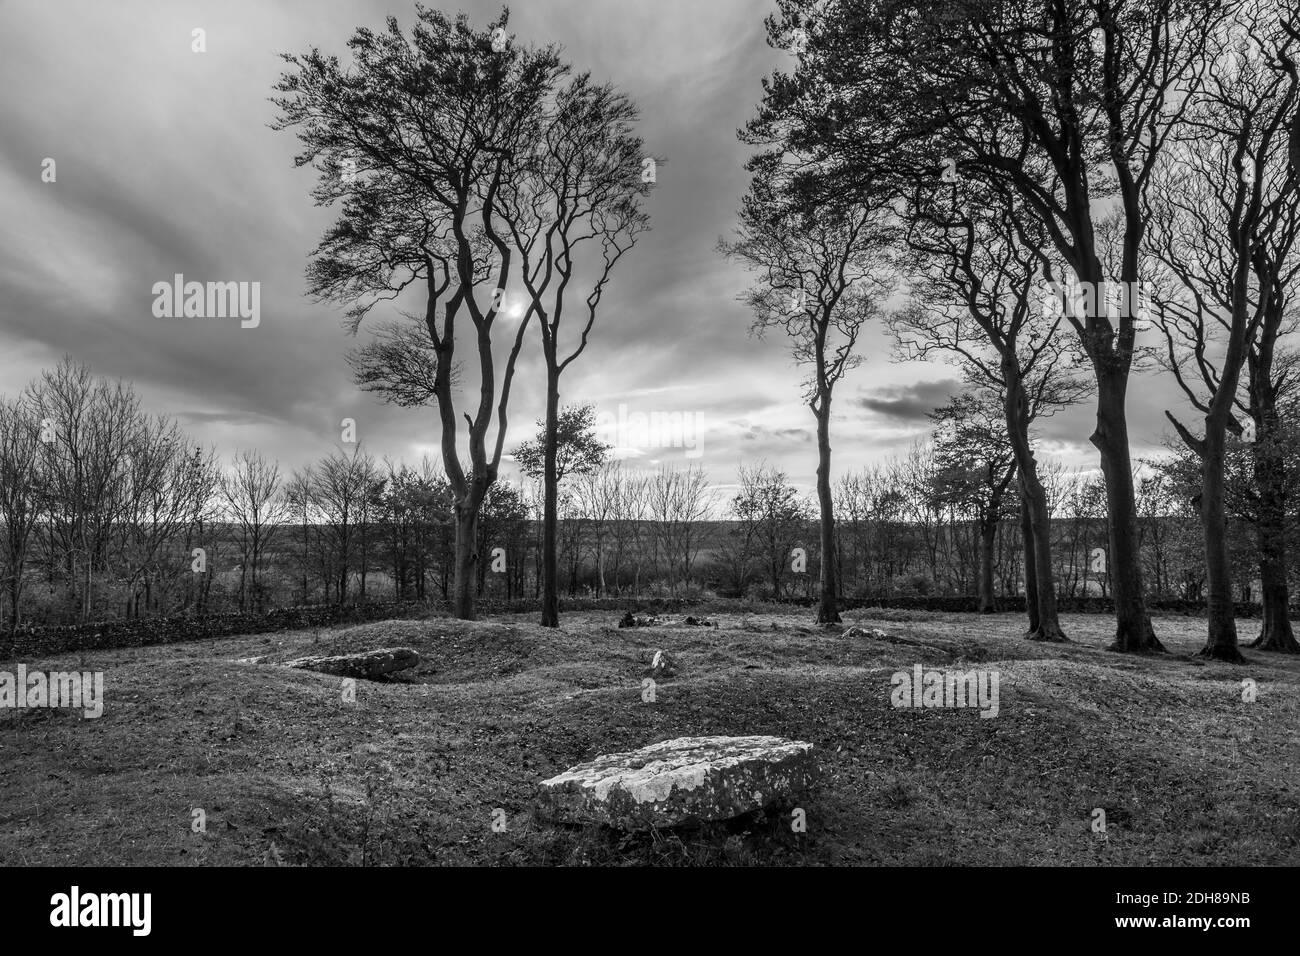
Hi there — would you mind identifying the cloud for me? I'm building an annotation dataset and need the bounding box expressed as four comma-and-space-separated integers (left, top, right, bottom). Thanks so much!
175, 410, 281, 428
738, 423, 813, 443
0, 0, 1196, 491
855, 378, 964, 422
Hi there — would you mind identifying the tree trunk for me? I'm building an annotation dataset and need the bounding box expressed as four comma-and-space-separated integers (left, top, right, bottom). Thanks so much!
1189, 250, 1252, 663
1198, 421, 1244, 661
8, 569, 21, 633
1254, 544, 1297, 652
1003, 372, 1067, 642
360, 532, 368, 600
541, 374, 560, 628
300, 521, 309, 602
977, 518, 996, 613
814, 397, 840, 624
452, 495, 483, 621
1250, 421, 1298, 652
1024, 477, 1066, 641
1092, 371, 1162, 652
1019, 490, 1040, 634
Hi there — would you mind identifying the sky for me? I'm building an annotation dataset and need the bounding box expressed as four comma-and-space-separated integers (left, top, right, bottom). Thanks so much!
0, 0, 1186, 503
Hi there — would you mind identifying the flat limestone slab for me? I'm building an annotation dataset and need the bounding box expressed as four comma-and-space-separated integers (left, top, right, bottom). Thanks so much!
281, 647, 420, 679
537, 735, 815, 830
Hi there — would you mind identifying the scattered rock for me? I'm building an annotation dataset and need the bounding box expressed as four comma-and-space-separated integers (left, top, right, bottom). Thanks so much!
843, 625, 972, 658
281, 647, 420, 679
537, 735, 815, 830
843, 625, 893, 641
644, 649, 678, 679
619, 612, 717, 628
618, 612, 660, 628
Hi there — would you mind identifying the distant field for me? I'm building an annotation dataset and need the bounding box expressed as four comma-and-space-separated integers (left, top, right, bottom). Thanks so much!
1, 609, 1296, 866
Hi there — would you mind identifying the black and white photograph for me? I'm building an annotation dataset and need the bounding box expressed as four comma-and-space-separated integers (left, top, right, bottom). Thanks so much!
0, 0, 1294, 935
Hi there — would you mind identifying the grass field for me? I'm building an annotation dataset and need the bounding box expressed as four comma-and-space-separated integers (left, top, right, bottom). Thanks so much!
1, 607, 1297, 866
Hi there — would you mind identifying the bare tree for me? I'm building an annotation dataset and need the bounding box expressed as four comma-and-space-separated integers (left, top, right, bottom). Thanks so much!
118, 416, 202, 618
897, 440, 944, 591
0, 398, 41, 629
27, 358, 141, 620
500, 74, 651, 627
1146, 3, 1300, 659
274, 8, 564, 619
646, 464, 713, 594
1242, 325, 1300, 651
283, 467, 316, 604
929, 390, 1020, 614
756, 0, 1230, 651
588, 462, 650, 595
892, 181, 1089, 639
312, 447, 375, 604
222, 451, 289, 611
729, 462, 809, 600
721, 169, 891, 622
572, 461, 643, 596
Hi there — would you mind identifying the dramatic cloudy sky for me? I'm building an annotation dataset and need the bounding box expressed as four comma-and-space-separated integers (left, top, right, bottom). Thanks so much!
0, 0, 1183, 502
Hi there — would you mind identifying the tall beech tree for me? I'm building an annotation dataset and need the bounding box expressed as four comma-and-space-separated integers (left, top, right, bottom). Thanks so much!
498, 76, 651, 628
1242, 311, 1300, 652
753, 0, 1228, 651
274, 9, 564, 619
1237, 6, 1300, 652
721, 173, 891, 624
891, 179, 1088, 640
1146, 4, 1300, 660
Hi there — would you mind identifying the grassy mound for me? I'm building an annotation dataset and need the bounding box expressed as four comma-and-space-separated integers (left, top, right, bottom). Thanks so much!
0, 610, 1295, 866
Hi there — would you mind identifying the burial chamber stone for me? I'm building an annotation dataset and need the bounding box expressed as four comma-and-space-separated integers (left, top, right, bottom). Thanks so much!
281, 647, 420, 679
537, 735, 815, 830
